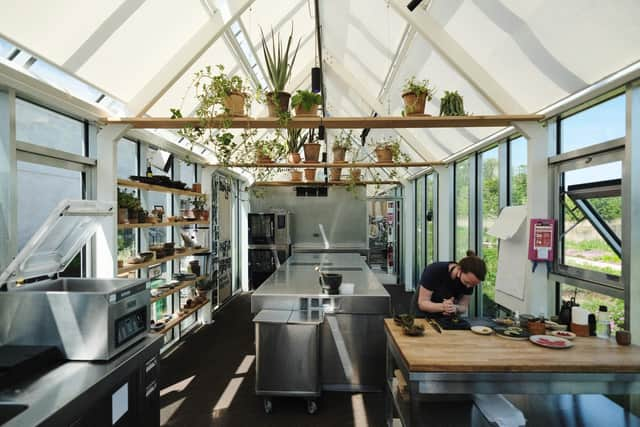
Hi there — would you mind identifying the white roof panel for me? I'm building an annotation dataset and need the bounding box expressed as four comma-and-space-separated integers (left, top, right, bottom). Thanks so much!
76, 0, 210, 102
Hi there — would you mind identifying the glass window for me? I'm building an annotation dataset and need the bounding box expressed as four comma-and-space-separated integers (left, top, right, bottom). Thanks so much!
147, 152, 172, 246
117, 139, 138, 179
176, 159, 196, 185
479, 148, 500, 316
454, 158, 470, 261
560, 284, 624, 331
559, 161, 622, 280
426, 174, 436, 265
16, 99, 84, 156
415, 177, 425, 281
17, 161, 84, 277
509, 137, 527, 206
560, 95, 625, 153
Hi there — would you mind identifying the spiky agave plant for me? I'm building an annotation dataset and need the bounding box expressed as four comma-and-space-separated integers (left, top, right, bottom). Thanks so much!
260, 25, 301, 93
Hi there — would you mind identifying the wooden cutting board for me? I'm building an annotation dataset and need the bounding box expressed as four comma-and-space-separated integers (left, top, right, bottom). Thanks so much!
385, 318, 640, 373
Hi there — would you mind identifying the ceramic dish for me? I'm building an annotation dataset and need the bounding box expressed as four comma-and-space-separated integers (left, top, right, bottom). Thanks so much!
493, 318, 515, 326
402, 324, 425, 336
495, 326, 531, 341
470, 325, 493, 335
530, 335, 573, 349
550, 330, 576, 340
544, 320, 568, 331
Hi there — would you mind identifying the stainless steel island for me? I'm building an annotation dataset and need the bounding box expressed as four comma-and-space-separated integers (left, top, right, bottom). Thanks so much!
251, 253, 390, 392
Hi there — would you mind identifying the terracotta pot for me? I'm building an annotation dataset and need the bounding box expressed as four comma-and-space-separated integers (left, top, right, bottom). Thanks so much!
117, 260, 124, 268
223, 92, 246, 117
304, 168, 316, 181
193, 209, 209, 221
256, 152, 272, 164
288, 152, 301, 163
266, 91, 291, 117
201, 210, 209, 221
402, 91, 428, 115
350, 168, 362, 181
290, 170, 303, 182
375, 147, 393, 163
192, 183, 202, 193
303, 143, 321, 162
527, 320, 546, 335
332, 147, 346, 162
118, 208, 128, 224
294, 104, 318, 117
330, 168, 342, 181
616, 330, 631, 345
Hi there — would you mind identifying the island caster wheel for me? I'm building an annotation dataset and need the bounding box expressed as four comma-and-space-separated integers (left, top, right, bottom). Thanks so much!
264, 398, 273, 414
307, 399, 318, 415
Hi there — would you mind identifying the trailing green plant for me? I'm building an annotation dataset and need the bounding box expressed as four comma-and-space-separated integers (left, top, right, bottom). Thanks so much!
286, 127, 307, 155
373, 137, 411, 163
439, 90, 467, 116
170, 64, 251, 164
291, 90, 322, 111
260, 26, 301, 92
192, 194, 207, 210
332, 130, 354, 151
402, 76, 435, 99
254, 135, 286, 161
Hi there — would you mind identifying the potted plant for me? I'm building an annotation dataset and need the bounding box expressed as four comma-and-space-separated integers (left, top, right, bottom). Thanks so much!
304, 167, 316, 182
332, 130, 353, 162
291, 90, 322, 116
402, 76, 435, 116
439, 90, 466, 116
285, 127, 306, 163
303, 128, 321, 163
260, 26, 301, 117
349, 145, 363, 182
117, 189, 143, 224
192, 195, 209, 221
372, 136, 410, 163
254, 135, 285, 164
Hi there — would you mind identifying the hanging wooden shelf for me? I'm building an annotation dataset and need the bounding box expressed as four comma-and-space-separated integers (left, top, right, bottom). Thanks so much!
209, 161, 443, 168
117, 178, 203, 197
150, 275, 207, 304
118, 247, 210, 274
151, 299, 209, 335
103, 114, 544, 129
118, 220, 208, 229
253, 181, 401, 187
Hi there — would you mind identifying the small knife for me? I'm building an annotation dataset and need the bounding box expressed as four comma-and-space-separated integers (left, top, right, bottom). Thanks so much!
428, 319, 442, 334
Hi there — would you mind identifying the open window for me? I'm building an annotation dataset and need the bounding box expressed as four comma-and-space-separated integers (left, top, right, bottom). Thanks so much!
554, 149, 623, 293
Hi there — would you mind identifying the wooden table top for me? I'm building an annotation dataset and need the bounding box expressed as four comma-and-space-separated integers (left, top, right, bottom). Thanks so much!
384, 318, 640, 373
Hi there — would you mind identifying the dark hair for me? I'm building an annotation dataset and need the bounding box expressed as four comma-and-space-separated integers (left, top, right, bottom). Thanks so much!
458, 250, 487, 281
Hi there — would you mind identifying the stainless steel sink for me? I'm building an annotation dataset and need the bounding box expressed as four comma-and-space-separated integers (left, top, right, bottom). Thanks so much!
0, 403, 28, 424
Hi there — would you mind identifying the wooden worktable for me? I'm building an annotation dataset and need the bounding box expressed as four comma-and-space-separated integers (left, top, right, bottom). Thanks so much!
384, 318, 640, 373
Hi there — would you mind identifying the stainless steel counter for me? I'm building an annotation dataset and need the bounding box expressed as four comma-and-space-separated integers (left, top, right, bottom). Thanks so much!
0, 335, 162, 426
251, 253, 390, 392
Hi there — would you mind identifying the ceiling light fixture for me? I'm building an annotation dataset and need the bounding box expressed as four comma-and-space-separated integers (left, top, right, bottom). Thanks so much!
406, 0, 423, 12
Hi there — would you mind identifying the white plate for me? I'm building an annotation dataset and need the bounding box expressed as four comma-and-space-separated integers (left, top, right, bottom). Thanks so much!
470, 325, 493, 335
550, 330, 576, 340
530, 334, 573, 349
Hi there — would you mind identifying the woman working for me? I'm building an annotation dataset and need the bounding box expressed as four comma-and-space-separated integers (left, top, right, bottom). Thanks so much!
417, 250, 487, 317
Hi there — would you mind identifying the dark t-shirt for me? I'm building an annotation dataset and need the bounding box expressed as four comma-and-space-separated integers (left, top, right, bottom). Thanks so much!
419, 262, 474, 304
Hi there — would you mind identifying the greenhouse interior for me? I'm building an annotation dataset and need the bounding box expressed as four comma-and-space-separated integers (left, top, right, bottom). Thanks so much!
1, 0, 640, 426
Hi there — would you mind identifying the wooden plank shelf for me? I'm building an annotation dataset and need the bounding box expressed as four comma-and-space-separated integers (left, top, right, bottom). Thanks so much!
103, 114, 544, 130
118, 248, 210, 274
208, 162, 443, 168
118, 220, 208, 229
117, 178, 203, 197
253, 181, 400, 187
151, 299, 209, 335
150, 275, 207, 304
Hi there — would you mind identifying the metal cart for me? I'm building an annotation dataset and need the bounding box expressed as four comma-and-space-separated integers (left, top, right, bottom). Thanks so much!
254, 309, 323, 414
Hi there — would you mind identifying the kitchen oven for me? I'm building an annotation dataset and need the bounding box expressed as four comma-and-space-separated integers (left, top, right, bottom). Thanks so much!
248, 212, 291, 246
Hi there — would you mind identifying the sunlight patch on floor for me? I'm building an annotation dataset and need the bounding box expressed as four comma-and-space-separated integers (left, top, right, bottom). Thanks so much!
235, 355, 255, 375
212, 377, 244, 417
352, 393, 369, 427
160, 375, 196, 397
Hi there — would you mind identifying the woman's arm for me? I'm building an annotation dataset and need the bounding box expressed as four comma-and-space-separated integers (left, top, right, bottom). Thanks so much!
455, 294, 471, 315
417, 286, 446, 313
